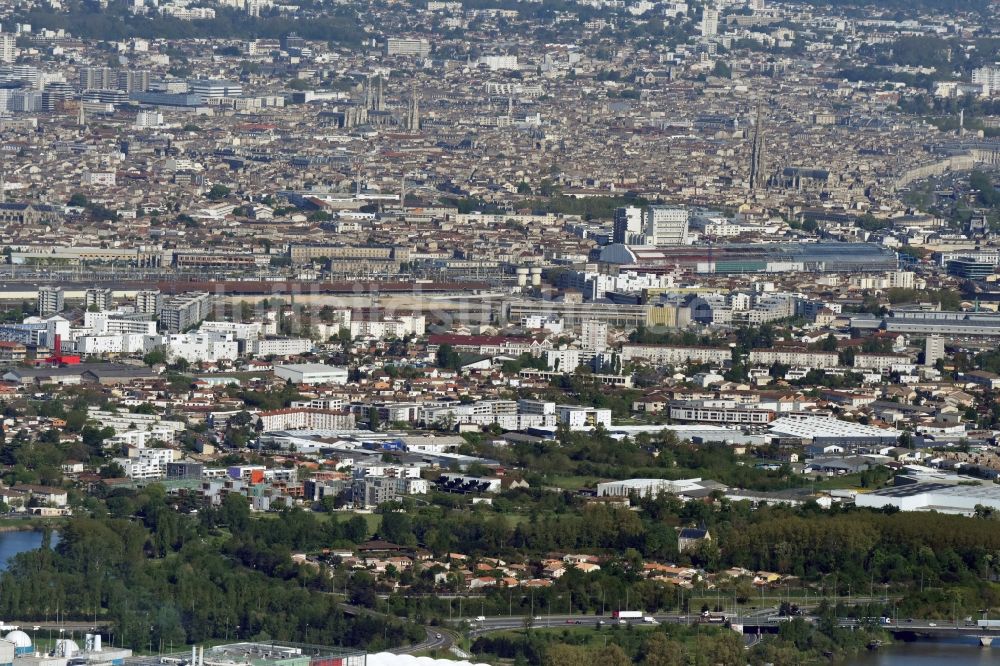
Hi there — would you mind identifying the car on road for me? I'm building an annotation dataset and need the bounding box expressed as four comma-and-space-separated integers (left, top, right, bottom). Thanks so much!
618, 619, 628, 625
435, 634, 442, 640
475, 616, 486, 622
928, 622, 937, 627
534, 616, 541, 620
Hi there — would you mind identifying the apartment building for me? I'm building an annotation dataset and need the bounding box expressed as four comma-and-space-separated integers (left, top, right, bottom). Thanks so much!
748, 349, 839, 369
160, 292, 213, 333
669, 400, 775, 424
853, 353, 915, 372
84, 288, 114, 311
385, 37, 431, 57
251, 338, 314, 356
257, 408, 355, 432
37, 286, 64, 316
620, 344, 731, 366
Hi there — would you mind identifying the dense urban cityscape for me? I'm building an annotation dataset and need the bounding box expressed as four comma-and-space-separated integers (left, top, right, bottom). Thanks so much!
0, 0, 996, 664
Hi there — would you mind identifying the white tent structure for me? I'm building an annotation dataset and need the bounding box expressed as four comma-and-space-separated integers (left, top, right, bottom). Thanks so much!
367, 654, 491, 666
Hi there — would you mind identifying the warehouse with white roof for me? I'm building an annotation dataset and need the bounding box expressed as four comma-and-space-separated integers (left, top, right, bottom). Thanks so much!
769, 415, 900, 447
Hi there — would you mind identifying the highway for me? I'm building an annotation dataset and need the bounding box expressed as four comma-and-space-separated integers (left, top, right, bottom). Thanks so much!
2, 621, 109, 631
335, 601, 455, 656
394, 627, 454, 655
332, 595, 1000, 653
458, 611, 1000, 642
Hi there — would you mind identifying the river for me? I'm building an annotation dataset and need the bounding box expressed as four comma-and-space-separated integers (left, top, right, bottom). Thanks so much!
0, 529, 57, 571
852, 637, 997, 665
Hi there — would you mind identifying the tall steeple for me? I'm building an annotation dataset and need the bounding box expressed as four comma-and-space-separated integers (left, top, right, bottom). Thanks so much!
748, 102, 767, 193
407, 84, 420, 132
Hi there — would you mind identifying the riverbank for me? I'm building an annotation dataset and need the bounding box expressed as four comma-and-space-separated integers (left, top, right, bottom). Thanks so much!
0, 518, 66, 533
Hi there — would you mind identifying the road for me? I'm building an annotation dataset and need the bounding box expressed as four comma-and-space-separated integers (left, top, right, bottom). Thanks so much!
334, 600, 454, 655
459, 609, 1000, 638
467, 612, 702, 636
2, 621, 108, 631
393, 627, 454, 655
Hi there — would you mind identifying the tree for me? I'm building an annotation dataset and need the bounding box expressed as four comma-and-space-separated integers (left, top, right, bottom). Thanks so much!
368, 407, 381, 431
206, 184, 232, 200
68, 193, 88, 207
593, 645, 630, 666
219, 493, 251, 532
379, 511, 414, 545
642, 633, 686, 666
544, 645, 587, 666
99, 461, 125, 478
435, 343, 460, 370
712, 60, 732, 78
143, 347, 167, 366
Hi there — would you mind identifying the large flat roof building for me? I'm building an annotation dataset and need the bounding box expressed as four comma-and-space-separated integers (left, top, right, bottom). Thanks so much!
768, 415, 900, 447
855, 482, 1000, 515
273, 363, 349, 385
598, 242, 898, 274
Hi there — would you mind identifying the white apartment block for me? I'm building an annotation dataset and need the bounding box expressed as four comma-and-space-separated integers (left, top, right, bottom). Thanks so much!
478, 55, 518, 70
200, 321, 264, 340
349, 315, 425, 340
0, 34, 17, 63
521, 315, 564, 333
643, 205, 689, 246
290, 398, 348, 411
748, 349, 839, 369
251, 338, 314, 356
853, 353, 914, 371
89, 409, 185, 434
973, 66, 1000, 96
257, 408, 355, 432
669, 401, 774, 424
166, 332, 239, 363
107, 427, 179, 449
385, 37, 430, 57
620, 344, 731, 366
82, 172, 116, 187
700, 8, 719, 37
546, 348, 583, 372
352, 462, 423, 479
580, 319, 609, 351
84, 311, 157, 336
114, 447, 180, 479
419, 400, 556, 430
75, 333, 159, 355
160, 292, 213, 333
136, 289, 161, 315
849, 271, 916, 290
557, 405, 612, 429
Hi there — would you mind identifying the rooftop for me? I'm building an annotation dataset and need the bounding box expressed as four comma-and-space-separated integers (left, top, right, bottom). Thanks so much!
769, 416, 900, 440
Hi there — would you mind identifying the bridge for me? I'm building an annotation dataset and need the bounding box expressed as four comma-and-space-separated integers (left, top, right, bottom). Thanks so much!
875, 620, 1000, 647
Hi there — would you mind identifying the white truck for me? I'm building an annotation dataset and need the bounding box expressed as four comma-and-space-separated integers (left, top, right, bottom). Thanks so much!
611, 611, 643, 620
